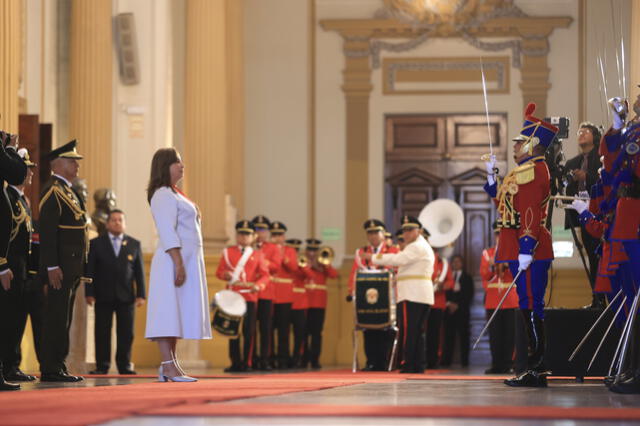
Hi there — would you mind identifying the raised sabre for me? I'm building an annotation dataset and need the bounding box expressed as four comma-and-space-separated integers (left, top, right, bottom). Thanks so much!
479, 57, 498, 174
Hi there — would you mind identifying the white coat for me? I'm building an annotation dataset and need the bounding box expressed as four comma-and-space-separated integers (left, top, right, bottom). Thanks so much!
145, 186, 212, 340
372, 234, 435, 305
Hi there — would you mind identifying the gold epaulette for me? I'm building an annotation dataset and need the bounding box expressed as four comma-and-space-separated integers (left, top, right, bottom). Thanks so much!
39, 182, 86, 221
0, 257, 6, 266
514, 156, 545, 185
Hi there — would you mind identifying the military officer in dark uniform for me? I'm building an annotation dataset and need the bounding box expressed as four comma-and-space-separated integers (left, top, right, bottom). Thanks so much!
1, 148, 37, 383
39, 140, 89, 382
0, 131, 27, 391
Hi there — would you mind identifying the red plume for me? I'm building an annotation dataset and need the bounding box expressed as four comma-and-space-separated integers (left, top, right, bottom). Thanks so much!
524, 102, 536, 117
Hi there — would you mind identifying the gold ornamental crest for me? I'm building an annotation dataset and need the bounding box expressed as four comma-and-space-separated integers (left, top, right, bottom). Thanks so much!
366, 288, 380, 305
383, 0, 513, 26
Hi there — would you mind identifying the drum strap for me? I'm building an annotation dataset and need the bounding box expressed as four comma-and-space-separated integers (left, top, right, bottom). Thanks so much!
227, 246, 253, 284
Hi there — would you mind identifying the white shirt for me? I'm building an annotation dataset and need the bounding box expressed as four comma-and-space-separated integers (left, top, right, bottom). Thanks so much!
372, 234, 435, 305
52, 173, 72, 187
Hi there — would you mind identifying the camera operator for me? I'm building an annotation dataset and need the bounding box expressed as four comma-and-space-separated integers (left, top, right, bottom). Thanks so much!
563, 122, 603, 308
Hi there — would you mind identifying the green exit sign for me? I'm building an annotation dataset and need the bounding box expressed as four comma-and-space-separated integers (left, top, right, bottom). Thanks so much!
321, 227, 342, 241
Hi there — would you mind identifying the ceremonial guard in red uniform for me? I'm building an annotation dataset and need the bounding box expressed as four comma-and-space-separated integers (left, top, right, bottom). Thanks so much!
304, 239, 338, 369
484, 103, 558, 387
348, 219, 399, 371
216, 220, 270, 372
286, 239, 310, 367
425, 246, 453, 370
480, 222, 523, 374
251, 215, 281, 370
269, 221, 299, 369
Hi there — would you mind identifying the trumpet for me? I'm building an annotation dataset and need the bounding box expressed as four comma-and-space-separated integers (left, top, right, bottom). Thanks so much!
551, 195, 590, 202
298, 254, 309, 268
317, 246, 335, 266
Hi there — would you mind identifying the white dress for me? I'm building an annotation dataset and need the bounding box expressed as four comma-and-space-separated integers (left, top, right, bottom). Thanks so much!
145, 186, 212, 340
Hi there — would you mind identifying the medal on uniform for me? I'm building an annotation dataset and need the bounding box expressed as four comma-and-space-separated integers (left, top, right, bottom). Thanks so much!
127, 254, 133, 261
626, 142, 639, 155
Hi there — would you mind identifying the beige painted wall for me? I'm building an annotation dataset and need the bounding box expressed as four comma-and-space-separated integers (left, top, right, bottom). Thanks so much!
244, 0, 311, 238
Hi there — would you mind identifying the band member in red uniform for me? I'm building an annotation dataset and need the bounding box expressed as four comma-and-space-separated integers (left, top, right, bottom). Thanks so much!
348, 219, 399, 371
425, 243, 454, 370
484, 103, 558, 387
270, 221, 298, 369
304, 238, 338, 369
480, 222, 523, 374
251, 215, 281, 370
287, 239, 309, 368
216, 220, 270, 372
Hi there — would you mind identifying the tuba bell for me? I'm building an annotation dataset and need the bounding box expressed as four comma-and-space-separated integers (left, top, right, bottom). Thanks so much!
317, 246, 335, 266
418, 199, 464, 248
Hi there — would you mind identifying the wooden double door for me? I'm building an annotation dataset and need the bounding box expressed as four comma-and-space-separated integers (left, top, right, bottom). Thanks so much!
384, 113, 508, 364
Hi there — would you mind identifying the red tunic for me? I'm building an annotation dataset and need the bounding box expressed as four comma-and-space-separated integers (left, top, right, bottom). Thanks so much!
348, 243, 399, 295
491, 157, 554, 262
305, 265, 338, 309
273, 245, 299, 304
292, 265, 312, 310
431, 253, 454, 310
256, 241, 281, 300
480, 247, 519, 309
216, 246, 270, 303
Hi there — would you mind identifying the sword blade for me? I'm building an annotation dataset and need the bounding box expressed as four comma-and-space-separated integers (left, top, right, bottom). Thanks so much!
472, 268, 522, 350
588, 295, 627, 372
569, 289, 622, 361
480, 57, 493, 156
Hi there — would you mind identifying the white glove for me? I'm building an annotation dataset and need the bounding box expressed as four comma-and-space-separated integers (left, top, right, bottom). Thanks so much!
613, 113, 624, 130
517, 254, 533, 271
484, 155, 496, 176
570, 199, 589, 214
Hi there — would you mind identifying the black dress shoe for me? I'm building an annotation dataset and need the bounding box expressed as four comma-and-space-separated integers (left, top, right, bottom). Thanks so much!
40, 372, 84, 382
604, 375, 615, 387
361, 364, 376, 372
224, 365, 245, 373
118, 369, 137, 375
310, 362, 321, 369
609, 374, 640, 394
5, 369, 36, 382
504, 370, 547, 388
0, 380, 20, 391
88, 369, 109, 375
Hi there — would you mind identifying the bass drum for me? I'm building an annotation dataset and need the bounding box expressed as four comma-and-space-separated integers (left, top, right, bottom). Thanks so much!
211, 290, 247, 339
355, 271, 395, 329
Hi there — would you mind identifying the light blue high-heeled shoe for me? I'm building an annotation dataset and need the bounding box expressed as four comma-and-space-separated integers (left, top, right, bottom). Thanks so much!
158, 360, 197, 382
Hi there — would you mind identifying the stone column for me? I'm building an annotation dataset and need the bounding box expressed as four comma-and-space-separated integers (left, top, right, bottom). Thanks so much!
518, 32, 552, 117
0, 0, 22, 133
184, 0, 229, 253
66, 0, 113, 373
630, 0, 640, 102
342, 33, 373, 254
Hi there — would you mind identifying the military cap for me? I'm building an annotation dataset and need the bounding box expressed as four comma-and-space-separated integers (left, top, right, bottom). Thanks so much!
400, 215, 422, 230
395, 229, 404, 242
285, 238, 302, 248
516, 103, 559, 153
235, 220, 255, 234
46, 139, 83, 161
306, 238, 322, 250
270, 221, 287, 234
251, 215, 271, 230
17, 148, 36, 167
384, 231, 392, 238
363, 219, 385, 232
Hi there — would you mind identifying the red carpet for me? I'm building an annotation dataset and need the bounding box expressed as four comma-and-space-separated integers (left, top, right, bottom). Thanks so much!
0, 370, 627, 425
144, 402, 640, 421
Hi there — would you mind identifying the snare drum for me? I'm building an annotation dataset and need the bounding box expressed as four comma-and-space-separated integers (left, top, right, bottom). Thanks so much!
355, 271, 395, 329
211, 290, 247, 338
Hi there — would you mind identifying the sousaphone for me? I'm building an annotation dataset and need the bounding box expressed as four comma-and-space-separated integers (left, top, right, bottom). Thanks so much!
418, 199, 464, 248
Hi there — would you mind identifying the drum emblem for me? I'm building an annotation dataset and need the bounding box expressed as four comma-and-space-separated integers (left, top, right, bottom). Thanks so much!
223, 320, 230, 328
366, 288, 379, 305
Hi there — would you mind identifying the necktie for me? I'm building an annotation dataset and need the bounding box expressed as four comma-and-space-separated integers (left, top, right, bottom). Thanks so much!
112, 236, 121, 257
579, 153, 589, 191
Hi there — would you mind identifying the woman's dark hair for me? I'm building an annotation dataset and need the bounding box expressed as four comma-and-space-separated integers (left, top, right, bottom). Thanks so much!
147, 148, 179, 203
579, 121, 602, 147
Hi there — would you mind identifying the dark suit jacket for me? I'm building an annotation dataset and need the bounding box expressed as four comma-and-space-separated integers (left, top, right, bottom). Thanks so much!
0, 145, 27, 272
85, 233, 146, 304
446, 270, 474, 310
564, 147, 602, 229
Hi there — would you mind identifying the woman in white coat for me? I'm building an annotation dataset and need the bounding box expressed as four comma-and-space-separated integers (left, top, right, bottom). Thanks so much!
145, 148, 212, 381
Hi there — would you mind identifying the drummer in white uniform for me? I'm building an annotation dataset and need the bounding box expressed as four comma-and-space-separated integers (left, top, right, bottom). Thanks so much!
362, 215, 434, 373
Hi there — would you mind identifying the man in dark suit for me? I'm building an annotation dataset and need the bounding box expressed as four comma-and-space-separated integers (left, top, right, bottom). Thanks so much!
441, 255, 475, 367
1, 148, 37, 383
39, 140, 89, 382
86, 209, 145, 374
563, 122, 603, 307
0, 131, 27, 391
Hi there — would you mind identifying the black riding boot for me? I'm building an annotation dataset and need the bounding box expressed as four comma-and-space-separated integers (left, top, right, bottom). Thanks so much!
505, 310, 548, 388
